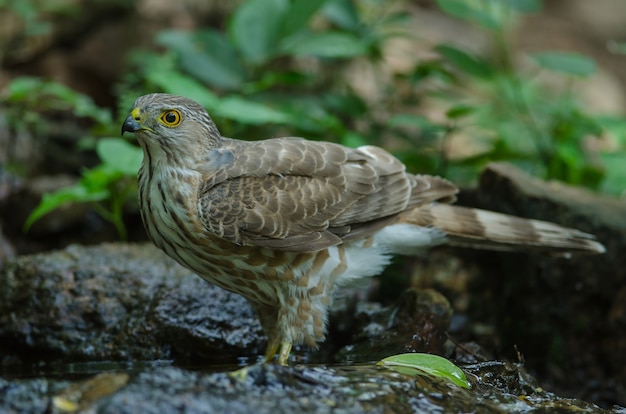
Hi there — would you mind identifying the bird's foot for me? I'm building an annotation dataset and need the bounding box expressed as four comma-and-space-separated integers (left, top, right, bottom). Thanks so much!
229, 340, 294, 381
228, 366, 250, 381
263, 340, 293, 365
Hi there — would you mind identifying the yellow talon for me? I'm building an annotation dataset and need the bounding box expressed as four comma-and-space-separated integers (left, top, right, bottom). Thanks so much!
229, 340, 292, 380
228, 366, 249, 381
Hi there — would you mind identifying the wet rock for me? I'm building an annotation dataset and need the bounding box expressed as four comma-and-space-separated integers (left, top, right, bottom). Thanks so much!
0, 242, 456, 367
1, 362, 620, 414
335, 288, 453, 362
457, 162, 626, 407
0, 243, 264, 365
0, 377, 65, 414
0, 224, 15, 269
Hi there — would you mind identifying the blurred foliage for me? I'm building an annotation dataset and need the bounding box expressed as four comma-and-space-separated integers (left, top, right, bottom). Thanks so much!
412, 0, 614, 190
0, 0, 55, 38
6, 0, 625, 238
116, 0, 405, 143
3, 78, 138, 239
4, 77, 111, 134
117, 0, 626, 193
23, 138, 141, 240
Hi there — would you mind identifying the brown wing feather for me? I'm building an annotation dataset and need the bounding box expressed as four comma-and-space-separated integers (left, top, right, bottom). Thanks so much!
199, 174, 349, 248
408, 175, 459, 207
197, 138, 431, 251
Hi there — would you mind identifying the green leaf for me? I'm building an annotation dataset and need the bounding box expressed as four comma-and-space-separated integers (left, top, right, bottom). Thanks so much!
389, 114, 446, 133
96, 138, 143, 175
4, 77, 112, 126
555, 142, 581, 170
279, 0, 328, 39
282, 31, 368, 58
264, 96, 344, 133
322, 0, 361, 31
340, 131, 368, 148
435, 0, 500, 30
378, 353, 471, 389
81, 164, 124, 191
531, 52, 596, 77
600, 152, 626, 196
4, 77, 40, 101
323, 92, 367, 117
229, 0, 288, 65
24, 184, 109, 231
411, 61, 455, 84
502, 0, 541, 12
446, 105, 477, 119
435, 44, 494, 79
157, 30, 247, 90
595, 115, 626, 147
216, 96, 293, 125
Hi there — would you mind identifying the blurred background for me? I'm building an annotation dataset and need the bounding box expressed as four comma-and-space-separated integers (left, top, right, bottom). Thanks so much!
2, 0, 626, 241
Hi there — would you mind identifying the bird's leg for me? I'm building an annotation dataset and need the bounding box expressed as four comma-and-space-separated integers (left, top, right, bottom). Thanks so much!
255, 304, 292, 364
277, 341, 293, 366
229, 338, 282, 380
264, 338, 280, 363
253, 303, 299, 364
263, 339, 293, 365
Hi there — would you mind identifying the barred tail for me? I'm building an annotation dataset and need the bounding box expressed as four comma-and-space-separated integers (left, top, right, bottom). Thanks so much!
402, 204, 605, 255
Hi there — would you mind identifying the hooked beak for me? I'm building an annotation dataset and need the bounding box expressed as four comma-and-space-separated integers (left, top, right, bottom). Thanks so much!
121, 115, 142, 135
121, 107, 147, 135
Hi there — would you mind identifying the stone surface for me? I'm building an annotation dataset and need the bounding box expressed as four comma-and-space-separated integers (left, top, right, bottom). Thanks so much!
457, 162, 626, 407
0, 242, 454, 367
0, 243, 264, 365
335, 288, 453, 363
0, 362, 619, 414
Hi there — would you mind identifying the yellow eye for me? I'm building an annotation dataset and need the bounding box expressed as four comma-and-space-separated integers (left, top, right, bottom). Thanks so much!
159, 109, 182, 127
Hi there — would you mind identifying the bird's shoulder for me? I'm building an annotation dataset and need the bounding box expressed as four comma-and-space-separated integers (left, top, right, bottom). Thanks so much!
219, 136, 369, 175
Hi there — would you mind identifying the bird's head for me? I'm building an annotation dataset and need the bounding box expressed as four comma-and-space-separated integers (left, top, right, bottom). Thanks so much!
121, 93, 222, 165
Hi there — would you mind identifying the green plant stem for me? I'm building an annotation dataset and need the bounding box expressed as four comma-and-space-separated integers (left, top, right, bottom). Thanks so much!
91, 200, 127, 241
110, 195, 128, 241
506, 75, 555, 169
437, 123, 457, 177
487, 2, 556, 172
489, 0, 513, 74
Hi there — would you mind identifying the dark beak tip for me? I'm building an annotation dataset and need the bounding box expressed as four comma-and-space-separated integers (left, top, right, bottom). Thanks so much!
121, 115, 141, 136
